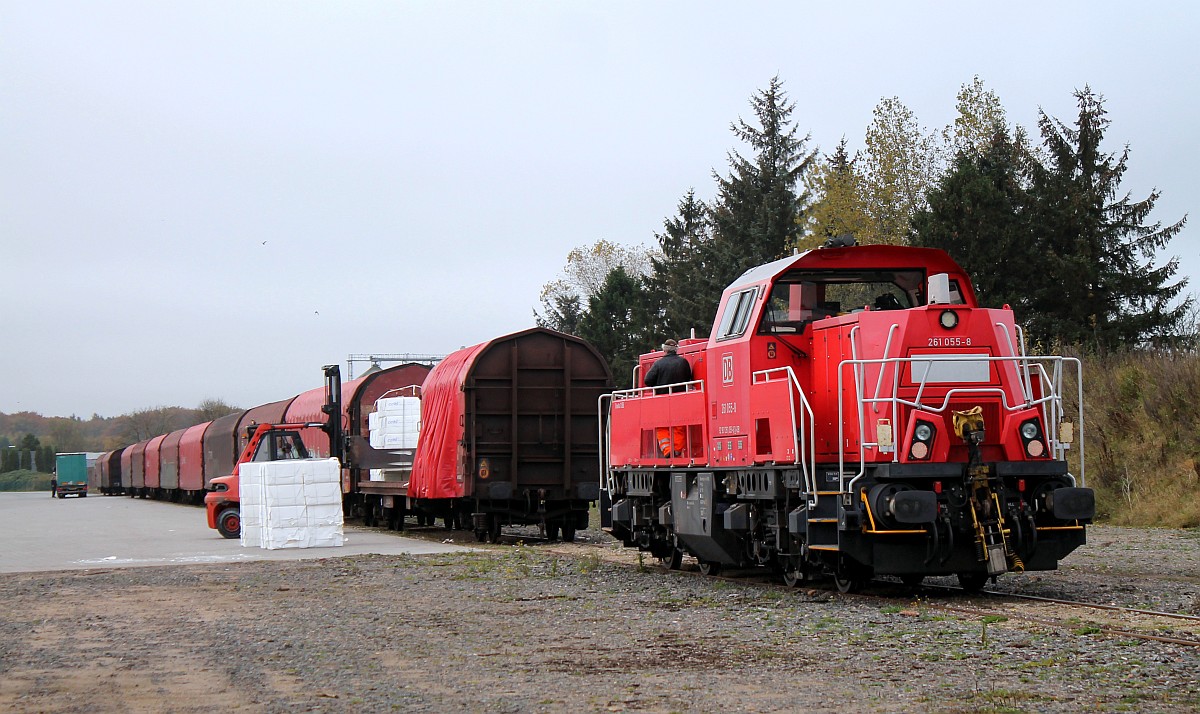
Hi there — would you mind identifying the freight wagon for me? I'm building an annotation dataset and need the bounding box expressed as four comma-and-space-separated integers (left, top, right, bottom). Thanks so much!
364, 327, 613, 542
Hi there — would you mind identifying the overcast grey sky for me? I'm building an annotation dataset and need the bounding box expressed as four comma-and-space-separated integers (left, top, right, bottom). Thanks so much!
2, 1, 1197, 418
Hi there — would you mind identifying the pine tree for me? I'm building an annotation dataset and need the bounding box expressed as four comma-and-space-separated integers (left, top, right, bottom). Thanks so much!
577, 267, 655, 385
709, 76, 816, 291
647, 189, 719, 340
1027, 87, 1190, 350
912, 129, 1036, 311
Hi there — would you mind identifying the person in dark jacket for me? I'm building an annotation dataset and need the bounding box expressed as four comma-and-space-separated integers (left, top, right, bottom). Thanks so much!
643, 339, 693, 456
644, 339, 692, 393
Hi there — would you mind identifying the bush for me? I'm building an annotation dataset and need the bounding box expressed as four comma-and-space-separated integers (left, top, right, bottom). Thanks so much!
1082, 351, 1200, 528
0, 470, 55, 492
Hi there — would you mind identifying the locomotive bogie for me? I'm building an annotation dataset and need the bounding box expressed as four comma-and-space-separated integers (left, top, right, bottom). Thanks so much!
607, 462, 1090, 581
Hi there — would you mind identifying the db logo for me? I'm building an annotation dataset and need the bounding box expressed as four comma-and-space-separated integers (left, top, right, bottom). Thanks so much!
722, 354, 734, 384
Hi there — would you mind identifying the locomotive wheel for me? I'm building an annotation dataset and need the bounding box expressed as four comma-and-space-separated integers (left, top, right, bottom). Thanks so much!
957, 572, 989, 593
561, 525, 576, 543
781, 560, 804, 587
834, 558, 872, 593
658, 547, 683, 571
697, 560, 721, 576
833, 572, 861, 594
443, 515, 455, 530
215, 507, 241, 539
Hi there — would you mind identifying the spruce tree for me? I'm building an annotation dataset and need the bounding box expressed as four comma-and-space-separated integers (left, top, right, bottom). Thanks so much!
709, 76, 816, 293
1028, 87, 1190, 350
647, 189, 719, 340
912, 129, 1036, 312
577, 266, 655, 385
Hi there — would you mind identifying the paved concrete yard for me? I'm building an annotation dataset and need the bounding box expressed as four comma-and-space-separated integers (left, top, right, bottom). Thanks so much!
0, 491, 470, 573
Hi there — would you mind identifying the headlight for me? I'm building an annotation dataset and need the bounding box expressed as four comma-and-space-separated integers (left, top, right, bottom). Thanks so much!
939, 310, 959, 329
1020, 421, 1040, 440
914, 424, 933, 442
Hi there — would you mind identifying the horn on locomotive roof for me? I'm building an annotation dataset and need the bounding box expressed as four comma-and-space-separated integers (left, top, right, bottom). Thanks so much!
822, 234, 857, 249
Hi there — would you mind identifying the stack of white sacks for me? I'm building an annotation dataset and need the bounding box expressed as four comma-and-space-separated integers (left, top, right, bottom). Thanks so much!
368, 396, 421, 481
240, 458, 344, 549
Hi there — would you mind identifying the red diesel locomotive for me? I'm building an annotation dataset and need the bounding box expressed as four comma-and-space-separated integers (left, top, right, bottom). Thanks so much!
601, 241, 1095, 591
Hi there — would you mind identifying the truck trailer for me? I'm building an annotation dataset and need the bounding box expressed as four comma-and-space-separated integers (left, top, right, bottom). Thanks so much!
54, 453, 89, 498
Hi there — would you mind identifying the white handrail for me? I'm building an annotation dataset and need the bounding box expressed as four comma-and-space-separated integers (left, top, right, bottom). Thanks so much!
751, 366, 816, 495
838, 354, 1085, 496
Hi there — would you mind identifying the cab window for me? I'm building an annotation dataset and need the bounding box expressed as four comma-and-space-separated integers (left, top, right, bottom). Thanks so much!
716, 287, 758, 340
758, 268, 925, 334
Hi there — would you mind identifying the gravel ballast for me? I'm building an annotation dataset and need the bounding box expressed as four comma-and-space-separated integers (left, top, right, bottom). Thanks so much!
1, 524, 1197, 713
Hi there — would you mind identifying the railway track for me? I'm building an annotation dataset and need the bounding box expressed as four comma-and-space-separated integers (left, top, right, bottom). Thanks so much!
395, 522, 1200, 648
536, 532, 1200, 648
913, 584, 1200, 648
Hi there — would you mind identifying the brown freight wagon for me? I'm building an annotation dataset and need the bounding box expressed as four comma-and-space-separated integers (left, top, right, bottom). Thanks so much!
395, 327, 613, 541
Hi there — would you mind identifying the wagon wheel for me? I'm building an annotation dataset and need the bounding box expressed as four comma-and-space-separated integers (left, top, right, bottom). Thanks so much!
561, 524, 576, 543
900, 574, 925, 590
957, 572, 989, 593
545, 523, 560, 541
697, 560, 721, 576
487, 515, 502, 543
473, 528, 488, 542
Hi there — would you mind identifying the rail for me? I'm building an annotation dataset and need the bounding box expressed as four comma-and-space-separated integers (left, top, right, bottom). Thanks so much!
837, 354, 1085, 497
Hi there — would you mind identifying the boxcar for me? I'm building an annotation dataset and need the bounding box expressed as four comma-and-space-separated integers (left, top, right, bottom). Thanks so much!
408, 327, 613, 541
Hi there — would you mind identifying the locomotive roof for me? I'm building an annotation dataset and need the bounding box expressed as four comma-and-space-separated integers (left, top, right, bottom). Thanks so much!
728, 245, 969, 292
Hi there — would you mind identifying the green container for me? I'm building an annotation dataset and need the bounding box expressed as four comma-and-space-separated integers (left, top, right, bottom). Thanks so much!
54, 453, 89, 497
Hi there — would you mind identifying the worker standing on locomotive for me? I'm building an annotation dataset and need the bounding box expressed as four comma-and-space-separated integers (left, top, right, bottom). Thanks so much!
643, 338, 692, 457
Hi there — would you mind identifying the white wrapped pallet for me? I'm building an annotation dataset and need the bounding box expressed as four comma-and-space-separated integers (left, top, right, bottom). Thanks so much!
368, 396, 421, 481
239, 458, 344, 550
374, 395, 420, 416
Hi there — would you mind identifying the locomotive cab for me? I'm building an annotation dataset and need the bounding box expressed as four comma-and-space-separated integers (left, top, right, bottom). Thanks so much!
603, 242, 1094, 591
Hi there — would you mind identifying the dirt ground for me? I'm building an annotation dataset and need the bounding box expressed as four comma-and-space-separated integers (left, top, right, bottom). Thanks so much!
1, 524, 1197, 713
